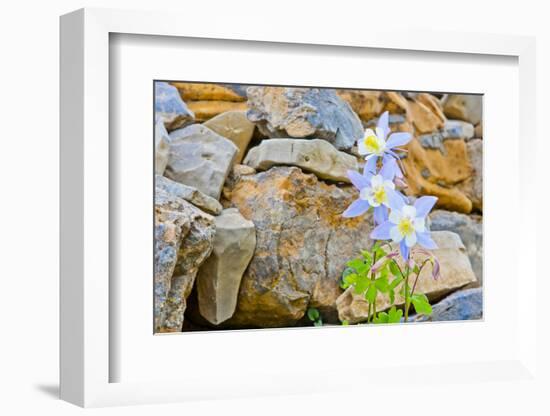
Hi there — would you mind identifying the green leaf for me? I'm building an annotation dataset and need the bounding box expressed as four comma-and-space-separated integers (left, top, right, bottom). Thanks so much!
341, 270, 357, 289
389, 275, 403, 290
307, 307, 320, 321
389, 261, 401, 277
375, 275, 389, 292
413, 265, 420, 275
314, 319, 323, 327
354, 274, 370, 294
411, 293, 432, 315
346, 258, 366, 271
341, 320, 349, 326
373, 312, 389, 324
361, 250, 373, 264
387, 307, 403, 323
389, 289, 395, 304
366, 283, 378, 304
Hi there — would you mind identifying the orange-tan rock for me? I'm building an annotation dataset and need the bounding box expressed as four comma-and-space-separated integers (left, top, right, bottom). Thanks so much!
170, 82, 246, 102
221, 166, 375, 327
187, 101, 248, 122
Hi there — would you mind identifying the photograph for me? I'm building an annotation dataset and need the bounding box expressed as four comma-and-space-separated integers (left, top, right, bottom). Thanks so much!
153, 81, 483, 333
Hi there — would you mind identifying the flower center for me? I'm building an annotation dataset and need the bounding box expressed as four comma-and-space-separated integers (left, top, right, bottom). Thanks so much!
364, 135, 382, 154
397, 218, 414, 236
373, 186, 387, 204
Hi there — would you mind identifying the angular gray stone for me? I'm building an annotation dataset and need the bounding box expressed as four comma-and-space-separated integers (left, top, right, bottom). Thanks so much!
155, 175, 222, 215
465, 138, 483, 211
166, 124, 238, 200
246, 86, 364, 151
429, 209, 483, 284
155, 81, 195, 131
444, 119, 475, 140
414, 288, 483, 322
442, 94, 482, 125
154, 205, 191, 332
203, 110, 256, 164
244, 139, 359, 183
196, 208, 256, 325
418, 120, 475, 152
155, 189, 215, 333
155, 119, 170, 175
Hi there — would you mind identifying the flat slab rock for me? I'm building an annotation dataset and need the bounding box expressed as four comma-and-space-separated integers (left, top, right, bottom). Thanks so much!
244, 138, 359, 183
155, 118, 171, 175
155, 174, 222, 215
221, 166, 375, 328
196, 208, 256, 325
246, 86, 364, 151
336, 231, 477, 324
166, 124, 238, 200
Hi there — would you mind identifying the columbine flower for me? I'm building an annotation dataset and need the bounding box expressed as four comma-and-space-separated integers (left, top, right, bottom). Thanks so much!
342, 159, 406, 224
358, 111, 412, 176
370, 195, 438, 259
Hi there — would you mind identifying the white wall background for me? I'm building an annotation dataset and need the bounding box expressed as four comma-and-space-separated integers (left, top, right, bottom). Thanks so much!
0, 0, 547, 414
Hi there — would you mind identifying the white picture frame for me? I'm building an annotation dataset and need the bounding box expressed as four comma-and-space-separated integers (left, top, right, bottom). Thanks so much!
60, 7, 540, 408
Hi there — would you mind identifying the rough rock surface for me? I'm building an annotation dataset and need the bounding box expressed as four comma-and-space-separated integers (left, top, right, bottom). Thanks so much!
429, 210, 483, 283
244, 139, 359, 183
414, 287, 482, 322
458, 138, 483, 211
166, 124, 238, 200
204, 111, 256, 164
443, 94, 482, 125
336, 90, 385, 121
170, 82, 246, 102
196, 208, 256, 325
155, 175, 222, 215
155, 190, 215, 332
221, 166, 374, 327
336, 231, 477, 324
246, 87, 364, 151
408, 94, 446, 134
155, 82, 195, 131
155, 118, 170, 175
154, 205, 191, 331
187, 101, 247, 122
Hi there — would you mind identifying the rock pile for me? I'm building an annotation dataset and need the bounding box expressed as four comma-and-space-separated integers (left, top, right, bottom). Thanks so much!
154, 82, 483, 331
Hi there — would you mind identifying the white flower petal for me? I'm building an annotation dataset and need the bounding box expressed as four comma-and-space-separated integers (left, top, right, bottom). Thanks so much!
384, 180, 395, 190
357, 140, 368, 155
389, 209, 402, 224
390, 226, 404, 243
402, 205, 417, 219
371, 175, 383, 188
359, 187, 372, 201
405, 232, 417, 247
414, 217, 425, 232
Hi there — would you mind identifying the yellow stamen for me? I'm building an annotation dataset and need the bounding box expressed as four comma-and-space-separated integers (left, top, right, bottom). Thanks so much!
364, 135, 380, 153
373, 187, 387, 204
398, 218, 414, 236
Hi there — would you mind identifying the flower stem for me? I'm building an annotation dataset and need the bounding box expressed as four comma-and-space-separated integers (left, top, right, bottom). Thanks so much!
404, 260, 410, 323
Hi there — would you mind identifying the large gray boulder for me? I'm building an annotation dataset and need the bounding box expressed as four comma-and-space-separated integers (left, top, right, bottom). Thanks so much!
246, 87, 364, 151
196, 208, 256, 325
155, 81, 195, 131
244, 139, 359, 183
154, 189, 215, 333
166, 124, 238, 200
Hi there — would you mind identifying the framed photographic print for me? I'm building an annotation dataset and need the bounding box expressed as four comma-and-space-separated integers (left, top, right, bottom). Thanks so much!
60, 7, 540, 409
